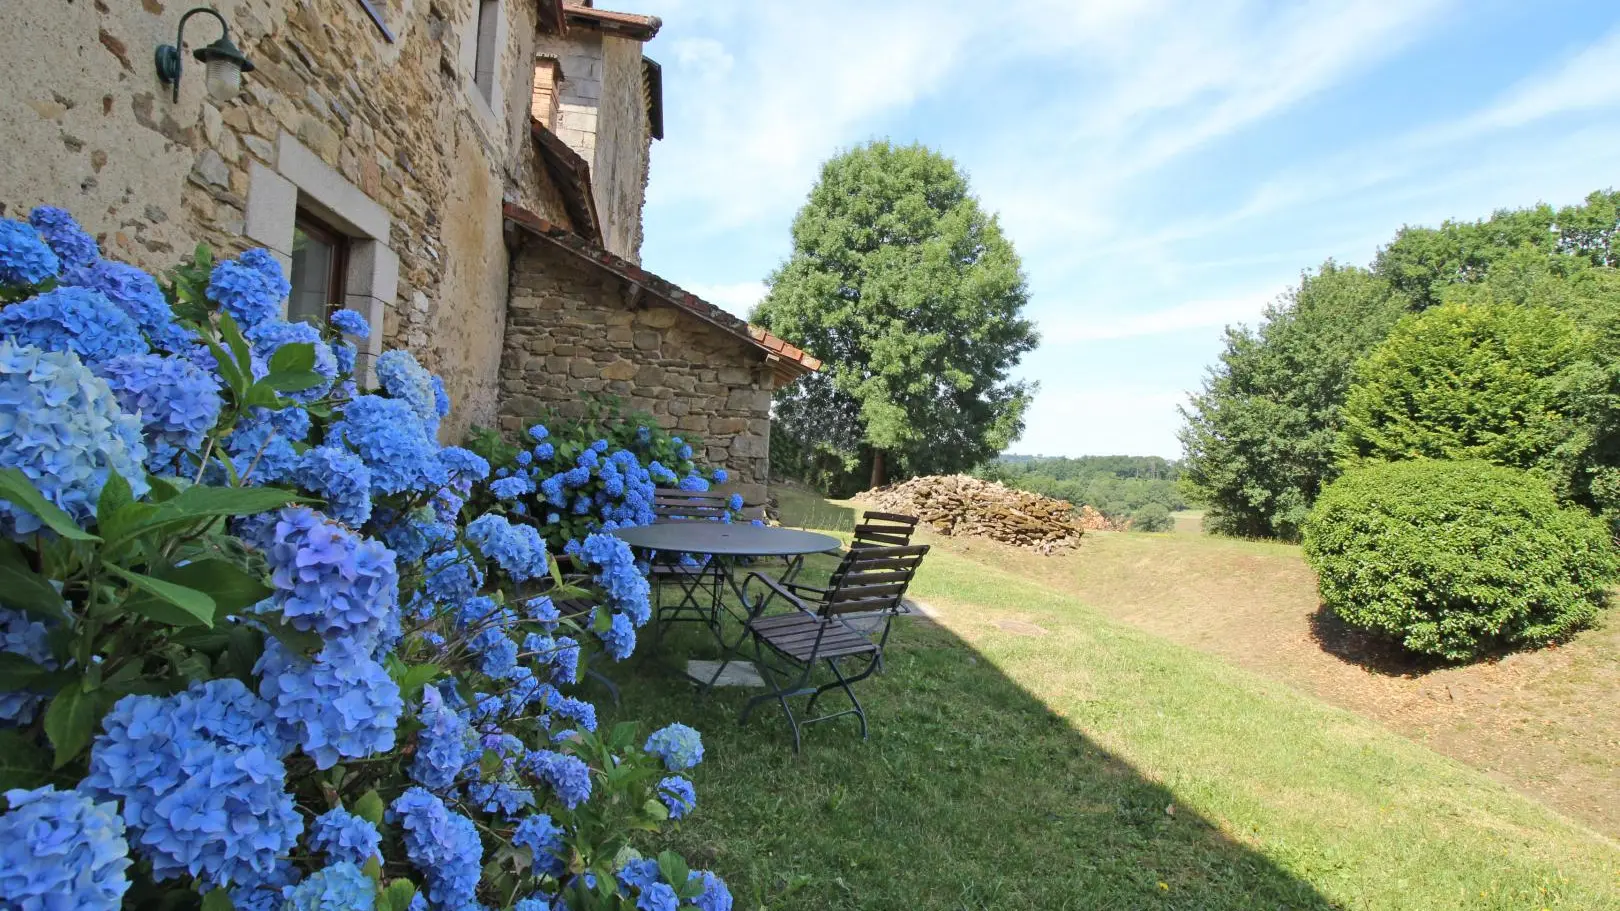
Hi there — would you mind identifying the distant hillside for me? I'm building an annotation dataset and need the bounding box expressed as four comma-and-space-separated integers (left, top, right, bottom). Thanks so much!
981, 455, 1187, 527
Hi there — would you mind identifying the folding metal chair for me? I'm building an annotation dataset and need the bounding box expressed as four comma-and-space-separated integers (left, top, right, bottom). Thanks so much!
736, 543, 930, 751
646, 488, 732, 632
780, 511, 920, 659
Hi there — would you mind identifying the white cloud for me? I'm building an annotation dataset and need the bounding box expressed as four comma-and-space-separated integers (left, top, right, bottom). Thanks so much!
1042, 291, 1277, 344
1012, 387, 1193, 458
1450, 25, 1620, 136
683, 281, 766, 318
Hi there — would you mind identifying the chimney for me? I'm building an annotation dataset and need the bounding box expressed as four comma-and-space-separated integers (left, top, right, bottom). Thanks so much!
532, 56, 564, 130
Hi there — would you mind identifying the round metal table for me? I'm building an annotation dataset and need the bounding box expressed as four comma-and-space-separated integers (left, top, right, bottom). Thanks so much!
611, 522, 842, 691
610, 522, 840, 559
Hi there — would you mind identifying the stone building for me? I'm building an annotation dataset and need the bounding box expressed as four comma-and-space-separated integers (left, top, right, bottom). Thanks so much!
0, 0, 817, 499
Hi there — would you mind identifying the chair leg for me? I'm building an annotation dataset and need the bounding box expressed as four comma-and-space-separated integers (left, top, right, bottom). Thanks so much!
806, 657, 870, 740
739, 639, 810, 753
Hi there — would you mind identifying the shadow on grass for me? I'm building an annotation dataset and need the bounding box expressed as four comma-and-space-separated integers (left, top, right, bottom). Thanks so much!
605, 561, 1343, 910
1305, 605, 1451, 678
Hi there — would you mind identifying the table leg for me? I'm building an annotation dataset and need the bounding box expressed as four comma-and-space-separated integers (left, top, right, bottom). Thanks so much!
694, 554, 805, 697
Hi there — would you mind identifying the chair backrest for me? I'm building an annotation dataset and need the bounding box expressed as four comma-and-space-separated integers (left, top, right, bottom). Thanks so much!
821, 543, 929, 616
850, 511, 919, 549
652, 488, 731, 523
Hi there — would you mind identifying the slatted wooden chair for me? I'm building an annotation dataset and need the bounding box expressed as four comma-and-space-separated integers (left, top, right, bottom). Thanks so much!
737, 543, 929, 751
645, 488, 732, 631
779, 511, 920, 657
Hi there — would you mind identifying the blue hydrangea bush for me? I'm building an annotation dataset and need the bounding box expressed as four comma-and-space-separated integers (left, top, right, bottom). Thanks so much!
0, 207, 733, 911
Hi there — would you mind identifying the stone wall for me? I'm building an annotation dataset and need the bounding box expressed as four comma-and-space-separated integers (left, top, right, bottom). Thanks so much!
0, 0, 575, 440
500, 239, 774, 500
533, 28, 650, 262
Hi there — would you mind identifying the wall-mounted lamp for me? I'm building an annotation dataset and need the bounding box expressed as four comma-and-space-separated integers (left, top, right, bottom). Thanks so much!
154, 7, 256, 104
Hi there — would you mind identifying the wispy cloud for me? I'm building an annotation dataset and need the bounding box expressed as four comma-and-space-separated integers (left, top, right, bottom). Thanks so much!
1041, 291, 1277, 344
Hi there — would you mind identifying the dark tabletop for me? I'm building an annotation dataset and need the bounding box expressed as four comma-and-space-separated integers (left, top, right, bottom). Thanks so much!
610, 522, 842, 558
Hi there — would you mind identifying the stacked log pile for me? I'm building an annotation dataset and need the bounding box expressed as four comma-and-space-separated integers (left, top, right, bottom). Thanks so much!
856, 475, 1085, 552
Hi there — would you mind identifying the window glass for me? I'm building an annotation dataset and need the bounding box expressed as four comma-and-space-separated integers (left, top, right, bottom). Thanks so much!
288, 215, 347, 325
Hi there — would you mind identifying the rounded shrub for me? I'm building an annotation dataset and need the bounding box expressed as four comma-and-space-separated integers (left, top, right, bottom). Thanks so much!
1303, 459, 1617, 660
1129, 502, 1175, 532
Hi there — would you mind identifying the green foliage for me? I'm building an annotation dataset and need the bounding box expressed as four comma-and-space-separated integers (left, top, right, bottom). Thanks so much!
1179, 262, 1405, 541
1339, 301, 1594, 489
756, 141, 1039, 492
1303, 460, 1616, 660
1373, 190, 1620, 309
980, 455, 1185, 522
1128, 502, 1175, 533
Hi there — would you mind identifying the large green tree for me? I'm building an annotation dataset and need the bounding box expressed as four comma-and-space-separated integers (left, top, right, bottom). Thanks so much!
755, 141, 1038, 493
1179, 262, 1405, 540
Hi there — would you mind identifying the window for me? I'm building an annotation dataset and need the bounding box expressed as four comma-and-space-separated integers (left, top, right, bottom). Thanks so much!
473, 0, 500, 103
288, 212, 349, 325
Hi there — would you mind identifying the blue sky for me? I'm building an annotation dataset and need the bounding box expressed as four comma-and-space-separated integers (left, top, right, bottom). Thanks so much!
629, 0, 1620, 458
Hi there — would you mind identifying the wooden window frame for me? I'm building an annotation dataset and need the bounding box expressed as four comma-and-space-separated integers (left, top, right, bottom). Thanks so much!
293, 211, 350, 322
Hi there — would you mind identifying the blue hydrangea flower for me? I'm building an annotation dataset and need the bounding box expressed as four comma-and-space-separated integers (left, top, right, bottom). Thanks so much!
0, 286, 149, 366
595, 609, 636, 661
657, 776, 697, 820
283, 861, 375, 911
329, 395, 446, 496
374, 507, 455, 564
637, 881, 680, 911
582, 534, 652, 626
295, 447, 374, 528
96, 352, 222, 472
60, 258, 195, 352
515, 450, 533, 467
329, 308, 371, 339
255, 637, 403, 769
690, 871, 734, 911
524, 595, 561, 628
0, 608, 56, 724
224, 860, 301, 911
551, 636, 581, 684
619, 858, 662, 893
644, 723, 704, 772
466, 513, 549, 582
375, 349, 439, 434
511, 813, 566, 877
308, 807, 381, 867
28, 206, 99, 267
728, 493, 744, 511
261, 507, 399, 649
331, 339, 357, 375
82, 680, 300, 888
472, 627, 520, 679
490, 474, 535, 500
431, 375, 451, 418
418, 547, 483, 613
0, 342, 148, 537
0, 785, 130, 909
410, 684, 472, 790
388, 788, 482, 910
678, 473, 709, 492
208, 250, 289, 330
528, 424, 549, 442
222, 406, 303, 485
550, 695, 597, 732
713, 468, 728, 483
534, 442, 555, 462
0, 219, 60, 285
523, 750, 592, 809
438, 447, 491, 490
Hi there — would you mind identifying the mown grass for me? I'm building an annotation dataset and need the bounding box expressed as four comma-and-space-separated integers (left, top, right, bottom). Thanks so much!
602, 492, 1620, 910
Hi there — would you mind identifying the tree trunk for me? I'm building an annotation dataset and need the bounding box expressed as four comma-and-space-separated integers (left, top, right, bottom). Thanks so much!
869, 449, 887, 490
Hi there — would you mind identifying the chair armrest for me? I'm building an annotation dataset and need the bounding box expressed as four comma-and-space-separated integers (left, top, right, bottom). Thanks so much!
740, 571, 815, 620
782, 580, 829, 597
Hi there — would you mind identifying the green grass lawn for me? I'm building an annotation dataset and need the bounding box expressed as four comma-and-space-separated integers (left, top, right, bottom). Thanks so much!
602, 493, 1620, 910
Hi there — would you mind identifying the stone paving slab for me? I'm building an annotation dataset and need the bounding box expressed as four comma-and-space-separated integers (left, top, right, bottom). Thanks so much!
687, 659, 765, 687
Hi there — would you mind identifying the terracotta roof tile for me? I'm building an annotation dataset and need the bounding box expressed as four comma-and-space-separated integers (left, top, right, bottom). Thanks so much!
502, 203, 822, 379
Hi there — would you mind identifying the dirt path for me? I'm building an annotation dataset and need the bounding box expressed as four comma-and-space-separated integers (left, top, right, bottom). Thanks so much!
923, 523, 1620, 839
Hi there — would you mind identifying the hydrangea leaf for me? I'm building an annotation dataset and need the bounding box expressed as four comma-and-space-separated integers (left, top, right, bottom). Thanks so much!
200, 888, 235, 911
96, 469, 135, 525
385, 658, 441, 703
157, 558, 272, 618
0, 541, 69, 622
107, 563, 216, 628
377, 879, 418, 911
353, 789, 386, 826
43, 683, 101, 768
0, 652, 52, 690
142, 484, 311, 530
0, 730, 52, 791
643, 798, 669, 821
0, 468, 101, 541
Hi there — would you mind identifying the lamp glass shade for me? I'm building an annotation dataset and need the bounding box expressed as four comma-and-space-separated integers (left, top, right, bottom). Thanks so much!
203, 56, 243, 101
